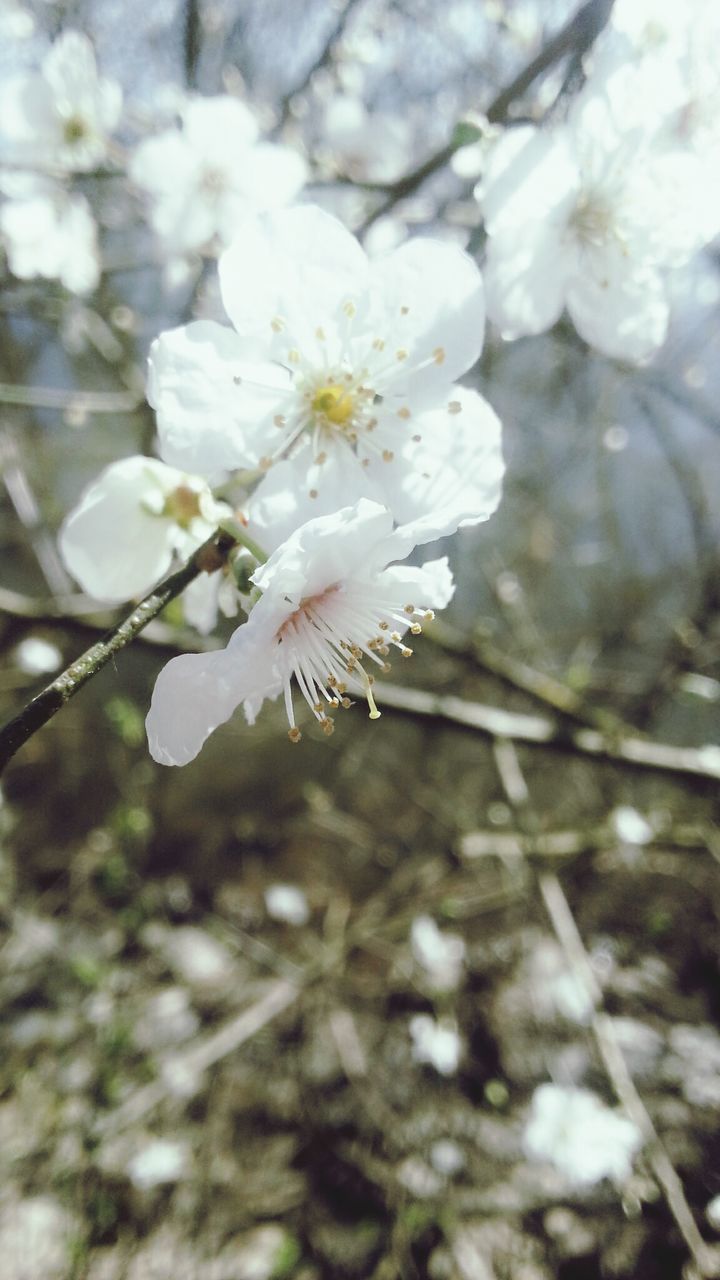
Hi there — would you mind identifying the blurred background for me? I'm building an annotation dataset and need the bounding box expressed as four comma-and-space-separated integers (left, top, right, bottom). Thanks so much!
1, 1, 719, 1277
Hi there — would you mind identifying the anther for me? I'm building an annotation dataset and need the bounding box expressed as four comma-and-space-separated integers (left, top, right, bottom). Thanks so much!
404, 604, 415, 613
382, 449, 394, 462
448, 401, 462, 414
288, 726, 302, 743
309, 489, 318, 499
400, 305, 410, 315
271, 317, 285, 333
433, 347, 445, 364
410, 623, 422, 635
397, 407, 411, 420
401, 646, 413, 658
396, 349, 408, 361
274, 414, 287, 426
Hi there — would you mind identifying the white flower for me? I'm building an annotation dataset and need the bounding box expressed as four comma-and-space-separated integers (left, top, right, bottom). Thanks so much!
0, 31, 121, 172
409, 1014, 462, 1076
0, 188, 100, 294
480, 74, 714, 362
130, 95, 307, 255
410, 916, 466, 992
149, 205, 502, 538
58, 456, 230, 605
146, 499, 454, 764
319, 93, 413, 183
264, 884, 310, 926
523, 1084, 643, 1187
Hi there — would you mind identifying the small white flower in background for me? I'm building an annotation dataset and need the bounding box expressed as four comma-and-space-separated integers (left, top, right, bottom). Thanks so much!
319, 93, 413, 184
410, 915, 466, 992
264, 884, 310, 926
409, 1014, 462, 1076
611, 805, 654, 846
0, 31, 121, 172
479, 65, 718, 363
13, 637, 62, 677
126, 1139, 189, 1191
58, 456, 231, 609
523, 1084, 643, 1187
146, 499, 454, 764
130, 95, 307, 256
149, 204, 503, 538
0, 187, 100, 294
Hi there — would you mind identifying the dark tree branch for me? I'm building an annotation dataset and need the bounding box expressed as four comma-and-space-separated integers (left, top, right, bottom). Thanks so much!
0, 528, 237, 774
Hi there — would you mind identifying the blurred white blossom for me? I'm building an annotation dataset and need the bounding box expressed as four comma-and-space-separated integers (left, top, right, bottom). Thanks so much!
130, 95, 307, 255
319, 93, 412, 183
0, 188, 100, 294
523, 1084, 643, 1187
409, 1014, 462, 1076
0, 31, 121, 172
410, 915, 466, 992
264, 884, 310, 926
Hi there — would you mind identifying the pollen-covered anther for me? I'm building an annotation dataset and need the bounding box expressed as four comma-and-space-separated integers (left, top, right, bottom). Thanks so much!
396, 349, 408, 362
382, 450, 394, 462
381, 661, 392, 673
288, 348, 301, 364
410, 623, 423, 635
271, 317, 285, 333
397, 407, 411, 420
379, 621, 389, 630
448, 401, 462, 415
274, 414, 287, 426
309, 489, 318, 499
423, 610, 435, 621
320, 717, 335, 736
315, 326, 326, 340
259, 456, 273, 470
400, 305, 410, 315
316, 451, 327, 464
404, 604, 415, 614
288, 726, 302, 743
343, 300, 357, 318
340, 697, 352, 709
372, 339, 385, 351
401, 646, 413, 658
433, 347, 446, 365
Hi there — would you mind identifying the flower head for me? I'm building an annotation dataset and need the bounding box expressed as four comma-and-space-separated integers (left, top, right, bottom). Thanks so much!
149, 205, 501, 538
59, 456, 230, 607
0, 31, 121, 172
0, 186, 99, 294
523, 1084, 643, 1187
130, 96, 307, 255
146, 499, 454, 765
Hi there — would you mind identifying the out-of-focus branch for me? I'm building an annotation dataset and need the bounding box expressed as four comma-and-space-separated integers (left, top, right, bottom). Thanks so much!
361, 0, 615, 231
0, 383, 141, 413
375, 682, 720, 783
275, 0, 364, 128
0, 527, 238, 774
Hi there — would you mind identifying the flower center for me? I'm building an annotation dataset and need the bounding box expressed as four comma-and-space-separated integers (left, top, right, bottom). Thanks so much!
568, 192, 613, 248
163, 484, 203, 529
275, 584, 434, 742
311, 383, 355, 426
63, 115, 89, 145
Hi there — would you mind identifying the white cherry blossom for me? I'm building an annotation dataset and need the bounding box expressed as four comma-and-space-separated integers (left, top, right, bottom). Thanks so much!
58, 456, 231, 606
319, 93, 413, 183
149, 205, 502, 537
0, 186, 100, 294
0, 31, 121, 172
146, 499, 454, 765
523, 1084, 643, 1187
130, 96, 307, 255
479, 72, 715, 362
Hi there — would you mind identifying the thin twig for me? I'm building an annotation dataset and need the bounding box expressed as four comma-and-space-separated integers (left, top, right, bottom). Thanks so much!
361, 0, 615, 231
0, 528, 237, 774
489, 736, 719, 1276
94, 978, 299, 1138
374, 682, 720, 783
0, 383, 141, 413
539, 872, 720, 1278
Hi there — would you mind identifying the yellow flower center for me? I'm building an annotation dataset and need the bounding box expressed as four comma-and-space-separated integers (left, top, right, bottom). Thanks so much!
311, 383, 355, 426
163, 484, 203, 529
63, 115, 88, 144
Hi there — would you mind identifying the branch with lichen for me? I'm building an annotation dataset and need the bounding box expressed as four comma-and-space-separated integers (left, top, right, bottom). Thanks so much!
0, 526, 238, 774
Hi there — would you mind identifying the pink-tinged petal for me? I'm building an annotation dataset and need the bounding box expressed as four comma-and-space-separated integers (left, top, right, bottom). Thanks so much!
148, 320, 289, 474
218, 205, 368, 340
484, 224, 569, 339
368, 237, 485, 391
372, 386, 504, 539
146, 638, 278, 766
566, 254, 670, 362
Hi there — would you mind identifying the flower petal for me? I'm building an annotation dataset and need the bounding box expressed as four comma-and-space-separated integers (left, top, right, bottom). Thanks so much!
368, 237, 485, 391
484, 224, 569, 339
148, 320, 289, 474
218, 205, 369, 341
565, 253, 670, 362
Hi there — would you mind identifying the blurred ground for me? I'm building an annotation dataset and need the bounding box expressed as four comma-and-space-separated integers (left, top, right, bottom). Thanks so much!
1, 1, 720, 1277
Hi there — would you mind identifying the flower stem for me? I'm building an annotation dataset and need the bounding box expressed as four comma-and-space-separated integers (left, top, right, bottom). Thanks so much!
218, 516, 269, 564
0, 527, 238, 775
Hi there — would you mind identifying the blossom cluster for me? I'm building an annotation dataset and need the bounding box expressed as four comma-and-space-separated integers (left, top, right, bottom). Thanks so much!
477, 0, 720, 361
60, 204, 504, 763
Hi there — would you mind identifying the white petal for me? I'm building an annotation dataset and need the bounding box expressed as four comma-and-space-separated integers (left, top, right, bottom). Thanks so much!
374, 386, 504, 537
251, 499, 394, 604
245, 448, 378, 554
59, 457, 183, 600
481, 125, 579, 234
566, 255, 670, 362
484, 224, 569, 339
368, 237, 485, 390
218, 205, 369, 340
382, 557, 455, 610
182, 571, 221, 635
148, 321, 288, 474
146, 645, 268, 766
